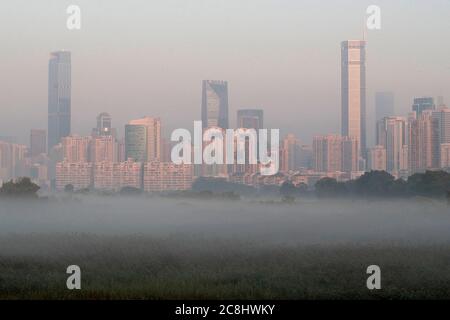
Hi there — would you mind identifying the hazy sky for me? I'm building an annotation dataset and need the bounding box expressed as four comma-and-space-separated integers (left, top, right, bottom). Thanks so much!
0, 0, 449, 145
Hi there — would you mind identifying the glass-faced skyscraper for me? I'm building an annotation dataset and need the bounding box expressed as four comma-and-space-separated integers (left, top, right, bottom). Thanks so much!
412, 97, 435, 116
48, 51, 71, 149
201, 80, 229, 129
93, 112, 113, 136
237, 109, 264, 130
125, 117, 161, 162
341, 40, 366, 157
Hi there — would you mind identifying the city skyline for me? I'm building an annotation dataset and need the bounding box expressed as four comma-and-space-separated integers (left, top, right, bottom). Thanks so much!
1, 41, 449, 190
3, 1, 450, 306
1, 1, 449, 145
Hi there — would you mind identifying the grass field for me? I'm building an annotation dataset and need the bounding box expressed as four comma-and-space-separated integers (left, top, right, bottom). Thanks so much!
1, 197, 450, 300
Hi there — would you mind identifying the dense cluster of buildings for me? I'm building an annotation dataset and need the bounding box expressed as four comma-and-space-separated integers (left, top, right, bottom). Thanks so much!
0, 43, 449, 193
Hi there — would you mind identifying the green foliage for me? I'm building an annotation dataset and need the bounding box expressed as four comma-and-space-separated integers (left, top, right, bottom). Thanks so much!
354, 171, 395, 197
64, 184, 74, 193
407, 170, 450, 197
0, 177, 40, 198
279, 181, 309, 200
315, 177, 347, 198
1, 234, 450, 299
280, 181, 297, 198
315, 170, 450, 198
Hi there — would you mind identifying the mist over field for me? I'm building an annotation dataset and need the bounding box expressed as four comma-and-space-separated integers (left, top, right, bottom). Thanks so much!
1, 196, 450, 299
1, 197, 450, 244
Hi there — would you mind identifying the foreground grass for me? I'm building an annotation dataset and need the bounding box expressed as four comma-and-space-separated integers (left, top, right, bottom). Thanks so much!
0, 234, 449, 300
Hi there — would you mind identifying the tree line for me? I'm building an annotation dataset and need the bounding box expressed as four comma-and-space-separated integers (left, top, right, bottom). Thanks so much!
2, 170, 450, 200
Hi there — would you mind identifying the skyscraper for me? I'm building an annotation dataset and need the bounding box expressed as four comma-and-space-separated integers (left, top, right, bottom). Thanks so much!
125, 117, 161, 162
0, 141, 27, 181
341, 40, 367, 157
237, 109, 264, 130
432, 107, 450, 144
341, 136, 359, 173
30, 129, 47, 157
376, 116, 408, 174
281, 134, 301, 173
412, 97, 435, 116
201, 80, 229, 129
313, 135, 358, 173
93, 112, 113, 137
313, 135, 343, 173
409, 110, 440, 173
125, 125, 147, 162
48, 51, 71, 149
375, 92, 394, 122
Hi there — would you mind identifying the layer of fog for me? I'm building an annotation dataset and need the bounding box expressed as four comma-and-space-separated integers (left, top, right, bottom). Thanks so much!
1, 196, 450, 248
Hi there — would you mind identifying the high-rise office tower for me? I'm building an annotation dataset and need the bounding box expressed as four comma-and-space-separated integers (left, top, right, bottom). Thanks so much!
237, 109, 264, 130
412, 97, 435, 116
125, 117, 161, 162
440, 143, 450, 169
313, 135, 358, 173
408, 110, 440, 173
432, 107, 450, 144
201, 80, 229, 129
341, 40, 367, 157
30, 129, 47, 157
48, 51, 71, 149
376, 116, 408, 174
281, 134, 301, 173
375, 92, 394, 122
341, 136, 359, 173
93, 112, 113, 137
313, 135, 343, 173
125, 125, 147, 162
0, 141, 27, 181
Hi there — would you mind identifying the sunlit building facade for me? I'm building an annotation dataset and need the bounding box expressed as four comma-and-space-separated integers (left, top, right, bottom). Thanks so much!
202, 80, 229, 129
143, 161, 193, 192
341, 40, 366, 157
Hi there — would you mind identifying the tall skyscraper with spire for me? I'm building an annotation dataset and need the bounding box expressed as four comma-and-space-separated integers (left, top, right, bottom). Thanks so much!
48, 51, 71, 150
341, 40, 367, 158
201, 80, 229, 129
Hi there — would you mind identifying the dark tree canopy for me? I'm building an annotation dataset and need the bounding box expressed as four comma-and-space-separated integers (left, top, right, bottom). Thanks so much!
0, 177, 40, 198
315, 177, 347, 198
64, 184, 74, 193
315, 170, 450, 198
